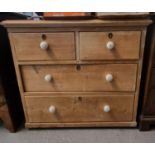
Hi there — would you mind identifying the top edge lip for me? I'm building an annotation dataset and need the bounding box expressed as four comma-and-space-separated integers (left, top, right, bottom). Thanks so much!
1, 19, 152, 28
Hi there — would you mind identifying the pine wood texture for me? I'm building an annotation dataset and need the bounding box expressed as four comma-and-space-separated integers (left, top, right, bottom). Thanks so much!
80, 31, 141, 60
11, 33, 75, 61
2, 19, 151, 128
25, 95, 134, 123
21, 64, 137, 92
2, 20, 151, 28
25, 121, 137, 128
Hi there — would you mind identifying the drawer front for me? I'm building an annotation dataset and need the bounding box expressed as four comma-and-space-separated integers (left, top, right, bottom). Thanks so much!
80, 31, 141, 60
11, 33, 75, 61
21, 64, 137, 92
25, 95, 134, 123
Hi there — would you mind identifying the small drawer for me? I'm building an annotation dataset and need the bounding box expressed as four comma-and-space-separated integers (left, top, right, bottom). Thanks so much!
80, 31, 141, 60
21, 64, 137, 92
11, 32, 75, 61
25, 95, 134, 123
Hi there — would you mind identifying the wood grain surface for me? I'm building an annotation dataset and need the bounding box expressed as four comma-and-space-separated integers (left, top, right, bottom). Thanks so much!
80, 31, 141, 60
11, 32, 75, 61
21, 64, 137, 92
25, 95, 134, 123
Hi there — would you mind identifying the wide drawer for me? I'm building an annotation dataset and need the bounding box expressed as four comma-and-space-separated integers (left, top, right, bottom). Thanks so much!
21, 64, 137, 92
25, 95, 134, 123
11, 32, 75, 61
80, 31, 141, 60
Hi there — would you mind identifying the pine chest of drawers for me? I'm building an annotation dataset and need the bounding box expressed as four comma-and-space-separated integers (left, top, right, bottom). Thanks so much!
2, 19, 151, 128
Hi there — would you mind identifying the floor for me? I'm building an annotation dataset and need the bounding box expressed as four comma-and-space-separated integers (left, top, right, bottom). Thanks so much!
0, 122, 155, 143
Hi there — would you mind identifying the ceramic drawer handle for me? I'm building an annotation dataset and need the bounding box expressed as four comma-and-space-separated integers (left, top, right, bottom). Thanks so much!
105, 73, 113, 82
44, 74, 52, 82
106, 41, 115, 50
40, 41, 48, 50
103, 105, 111, 113
48, 105, 56, 113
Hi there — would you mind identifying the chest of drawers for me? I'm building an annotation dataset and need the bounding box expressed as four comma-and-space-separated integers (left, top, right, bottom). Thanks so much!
2, 19, 151, 128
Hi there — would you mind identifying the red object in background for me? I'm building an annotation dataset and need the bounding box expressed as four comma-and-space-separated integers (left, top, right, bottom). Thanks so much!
43, 12, 90, 17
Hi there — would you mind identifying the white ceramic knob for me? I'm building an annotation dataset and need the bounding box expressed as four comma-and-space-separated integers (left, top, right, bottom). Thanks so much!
48, 105, 56, 113
44, 74, 52, 82
40, 41, 48, 50
106, 41, 115, 50
103, 105, 111, 113
105, 73, 113, 82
